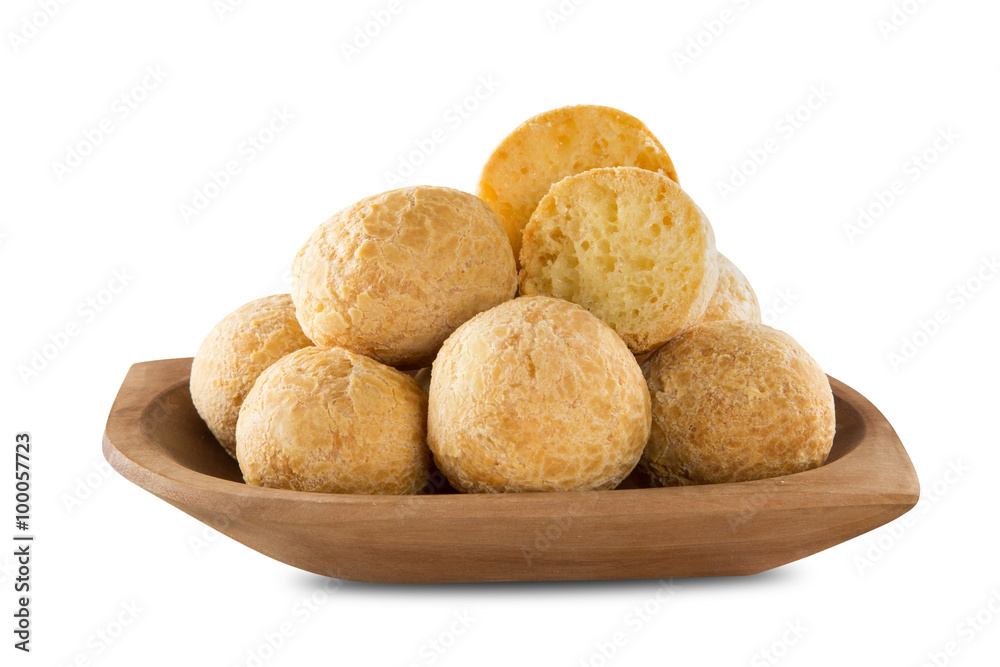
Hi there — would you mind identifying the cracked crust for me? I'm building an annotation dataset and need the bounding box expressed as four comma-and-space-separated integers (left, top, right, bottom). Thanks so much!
641, 320, 836, 486
427, 296, 651, 493
236, 346, 432, 495
477, 105, 678, 265
189, 294, 313, 458
700, 253, 761, 324
519, 167, 719, 354
292, 186, 517, 369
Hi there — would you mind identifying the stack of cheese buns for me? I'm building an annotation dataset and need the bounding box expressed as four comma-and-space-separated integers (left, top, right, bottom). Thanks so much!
190, 105, 835, 495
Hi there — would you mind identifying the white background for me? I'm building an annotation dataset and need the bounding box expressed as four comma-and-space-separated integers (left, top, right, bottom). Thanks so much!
2, 0, 998, 665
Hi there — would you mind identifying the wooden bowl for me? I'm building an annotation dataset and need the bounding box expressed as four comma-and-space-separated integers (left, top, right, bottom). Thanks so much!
103, 358, 919, 583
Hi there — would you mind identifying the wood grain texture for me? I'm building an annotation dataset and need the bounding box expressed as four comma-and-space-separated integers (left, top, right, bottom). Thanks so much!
103, 358, 919, 583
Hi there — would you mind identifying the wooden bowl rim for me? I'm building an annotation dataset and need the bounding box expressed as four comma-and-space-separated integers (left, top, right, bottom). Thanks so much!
103, 358, 920, 520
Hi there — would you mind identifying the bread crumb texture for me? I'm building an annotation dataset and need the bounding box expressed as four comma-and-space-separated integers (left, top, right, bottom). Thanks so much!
189, 294, 313, 458
428, 296, 651, 493
292, 186, 517, 369
641, 320, 836, 486
477, 105, 678, 262
520, 166, 718, 354
700, 253, 761, 324
236, 346, 432, 494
